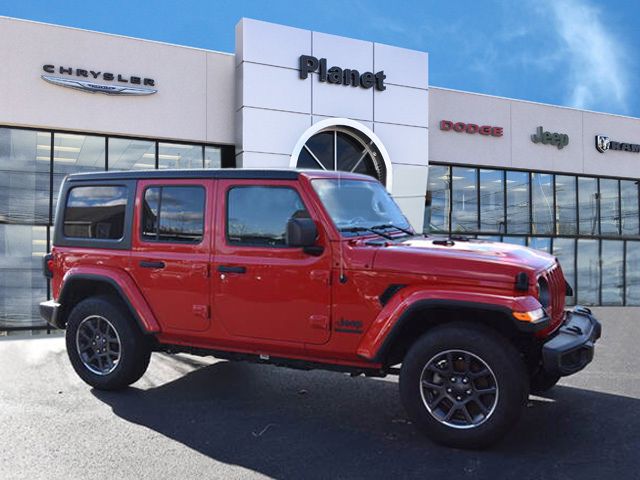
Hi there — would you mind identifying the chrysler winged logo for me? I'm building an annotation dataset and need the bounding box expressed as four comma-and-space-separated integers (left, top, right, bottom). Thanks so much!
595, 135, 611, 153
41, 75, 157, 96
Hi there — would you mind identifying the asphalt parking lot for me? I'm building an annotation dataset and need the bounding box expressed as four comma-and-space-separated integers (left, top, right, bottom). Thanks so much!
1, 307, 638, 480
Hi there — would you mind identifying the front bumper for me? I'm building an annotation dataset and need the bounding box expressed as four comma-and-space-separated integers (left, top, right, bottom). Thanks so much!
39, 300, 63, 329
541, 306, 602, 377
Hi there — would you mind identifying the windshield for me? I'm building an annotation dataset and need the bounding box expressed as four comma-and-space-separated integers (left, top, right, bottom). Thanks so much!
312, 179, 411, 235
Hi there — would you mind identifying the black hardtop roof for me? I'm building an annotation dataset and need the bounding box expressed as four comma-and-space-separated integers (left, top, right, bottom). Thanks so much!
64, 168, 377, 183
65, 168, 301, 182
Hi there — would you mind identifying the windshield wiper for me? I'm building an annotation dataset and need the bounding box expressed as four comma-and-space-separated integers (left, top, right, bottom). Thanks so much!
369, 223, 414, 236
339, 226, 394, 240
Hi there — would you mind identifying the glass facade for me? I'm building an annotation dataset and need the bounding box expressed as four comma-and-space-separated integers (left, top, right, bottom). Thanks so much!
425, 163, 640, 306
0, 126, 228, 330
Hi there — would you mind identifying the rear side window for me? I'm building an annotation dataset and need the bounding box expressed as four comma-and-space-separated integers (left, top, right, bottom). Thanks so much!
64, 186, 127, 239
227, 186, 309, 247
142, 186, 205, 243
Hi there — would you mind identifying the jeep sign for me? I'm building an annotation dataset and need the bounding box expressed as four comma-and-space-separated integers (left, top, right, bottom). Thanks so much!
531, 126, 569, 150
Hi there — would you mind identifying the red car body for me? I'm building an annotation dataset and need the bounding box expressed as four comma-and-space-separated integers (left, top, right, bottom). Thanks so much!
40, 169, 601, 448
48, 171, 566, 368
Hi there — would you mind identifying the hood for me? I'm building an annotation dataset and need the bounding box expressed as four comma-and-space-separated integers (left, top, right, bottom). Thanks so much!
372, 237, 556, 287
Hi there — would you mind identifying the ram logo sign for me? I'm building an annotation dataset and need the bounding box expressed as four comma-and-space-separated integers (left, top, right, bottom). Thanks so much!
595, 135, 611, 153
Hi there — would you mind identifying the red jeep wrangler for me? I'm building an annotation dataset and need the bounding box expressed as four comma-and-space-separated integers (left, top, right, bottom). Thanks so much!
40, 169, 601, 448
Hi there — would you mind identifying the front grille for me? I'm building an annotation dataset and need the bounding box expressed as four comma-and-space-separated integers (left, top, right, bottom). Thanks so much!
540, 263, 566, 331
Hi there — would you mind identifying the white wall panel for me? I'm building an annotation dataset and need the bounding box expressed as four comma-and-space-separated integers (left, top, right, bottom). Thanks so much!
240, 107, 311, 155
391, 163, 429, 197
236, 18, 311, 68
374, 123, 428, 166
375, 84, 428, 127
312, 76, 374, 120
312, 32, 373, 73
239, 62, 311, 114
374, 43, 428, 89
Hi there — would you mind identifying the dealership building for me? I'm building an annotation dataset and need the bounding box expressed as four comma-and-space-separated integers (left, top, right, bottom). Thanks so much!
1, 15, 640, 330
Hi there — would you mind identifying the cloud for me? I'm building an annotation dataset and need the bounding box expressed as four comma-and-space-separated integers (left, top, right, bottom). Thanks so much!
546, 0, 629, 112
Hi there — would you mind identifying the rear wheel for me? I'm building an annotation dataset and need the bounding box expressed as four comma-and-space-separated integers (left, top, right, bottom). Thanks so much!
399, 323, 528, 449
65, 295, 151, 390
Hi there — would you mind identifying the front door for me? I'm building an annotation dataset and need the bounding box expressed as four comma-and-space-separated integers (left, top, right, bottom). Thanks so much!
212, 179, 332, 345
130, 179, 212, 333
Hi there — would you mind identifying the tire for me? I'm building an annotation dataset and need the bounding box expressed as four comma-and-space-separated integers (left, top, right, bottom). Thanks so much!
399, 322, 528, 449
530, 370, 561, 395
65, 295, 152, 390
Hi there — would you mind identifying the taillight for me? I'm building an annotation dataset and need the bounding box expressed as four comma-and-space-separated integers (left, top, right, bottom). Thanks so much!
43, 253, 53, 278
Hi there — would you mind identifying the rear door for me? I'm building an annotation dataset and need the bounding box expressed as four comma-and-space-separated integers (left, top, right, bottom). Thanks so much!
130, 178, 213, 333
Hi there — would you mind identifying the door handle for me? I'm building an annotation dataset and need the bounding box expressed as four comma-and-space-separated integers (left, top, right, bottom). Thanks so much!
139, 261, 166, 269
217, 265, 246, 274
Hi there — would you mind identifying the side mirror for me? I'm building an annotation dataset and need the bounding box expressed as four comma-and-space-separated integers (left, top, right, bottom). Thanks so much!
286, 217, 317, 247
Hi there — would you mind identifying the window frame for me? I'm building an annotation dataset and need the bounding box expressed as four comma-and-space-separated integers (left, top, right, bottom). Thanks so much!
53, 179, 136, 250
140, 185, 206, 245
225, 185, 311, 249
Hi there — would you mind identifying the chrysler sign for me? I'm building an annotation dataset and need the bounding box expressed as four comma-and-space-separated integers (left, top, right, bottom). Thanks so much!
595, 135, 640, 153
41, 64, 157, 96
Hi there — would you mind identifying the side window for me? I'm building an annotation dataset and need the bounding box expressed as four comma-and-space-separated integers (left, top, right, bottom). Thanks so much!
227, 186, 309, 247
64, 186, 128, 239
142, 186, 205, 243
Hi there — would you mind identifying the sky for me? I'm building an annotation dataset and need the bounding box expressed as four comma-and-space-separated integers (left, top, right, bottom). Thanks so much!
2, 0, 639, 118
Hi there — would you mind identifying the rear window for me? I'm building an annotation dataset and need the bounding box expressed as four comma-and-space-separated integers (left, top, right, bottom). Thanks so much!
63, 186, 127, 239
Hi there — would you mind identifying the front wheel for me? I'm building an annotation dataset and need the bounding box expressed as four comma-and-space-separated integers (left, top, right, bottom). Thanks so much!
399, 323, 528, 449
65, 295, 151, 390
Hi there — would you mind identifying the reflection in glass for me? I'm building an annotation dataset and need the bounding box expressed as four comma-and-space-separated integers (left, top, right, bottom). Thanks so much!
502, 236, 526, 246
64, 186, 128, 239
577, 239, 599, 305
599, 179, 620, 235
297, 130, 385, 183
506, 171, 529, 234
158, 143, 203, 169
531, 173, 553, 234
425, 165, 450, 233
142, 187, 205, 243
204, 146, 222, 169
555, 175, 577, 235
0, 225, 48, 327
0, 129, 50, 225
553, 238, 575, 306
620, 180, 639, 236
601, 240, 623, 305
52, 133, 106, 224
451, 167, 477, 233
108, 138, 155, 170
528, 237, 550, 253
477, 235, 501, 242
479, 169, 504, 233
578, 177, 598, 236
228, 186, 308, 246
626, 242, 640, 305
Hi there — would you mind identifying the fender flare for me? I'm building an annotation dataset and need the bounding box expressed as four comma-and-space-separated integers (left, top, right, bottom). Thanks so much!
58, 267, 161, 334
356, 288, 545, 363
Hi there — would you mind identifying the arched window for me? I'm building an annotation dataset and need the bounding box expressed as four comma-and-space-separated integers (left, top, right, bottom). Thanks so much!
295, 126, 387, 185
